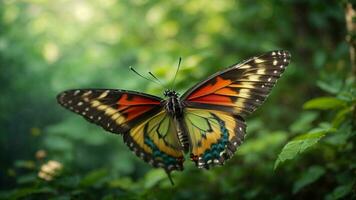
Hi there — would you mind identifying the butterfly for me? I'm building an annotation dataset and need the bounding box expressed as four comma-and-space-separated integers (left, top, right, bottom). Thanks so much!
57, 50, 291, 184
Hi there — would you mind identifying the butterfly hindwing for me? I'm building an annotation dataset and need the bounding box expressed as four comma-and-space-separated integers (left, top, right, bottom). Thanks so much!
182, 50, 291, 117
185, 108, 245, 168
124, 110, 184, 171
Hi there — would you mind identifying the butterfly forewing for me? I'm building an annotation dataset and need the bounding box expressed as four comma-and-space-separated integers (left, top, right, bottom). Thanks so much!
57, 89, 163, 134
182, 50, 291, 117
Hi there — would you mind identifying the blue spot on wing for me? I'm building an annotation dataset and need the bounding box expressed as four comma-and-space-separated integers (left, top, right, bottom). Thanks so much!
201, 115, 229, 162
144, 135, 179, 167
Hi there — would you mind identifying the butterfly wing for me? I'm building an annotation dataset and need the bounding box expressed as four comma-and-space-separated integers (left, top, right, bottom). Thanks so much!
57, 89, 163, 133
181, 50, 291, 168
125, 110, 184, 171
57, 89, 184, 171
182, 50, 291, 117
184, 108, 245, 169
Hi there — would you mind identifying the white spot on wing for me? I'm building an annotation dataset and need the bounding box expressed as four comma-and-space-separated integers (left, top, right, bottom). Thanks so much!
83, 90, 92, 96
239, 64, 252, 69
91, 100, 101, 107
98, 90, 110, 99
254, 58, 264, 64
248, 75, 260, 81
257, 69, 266, 74
273, 60, 278, 65
74, 90, 80, 95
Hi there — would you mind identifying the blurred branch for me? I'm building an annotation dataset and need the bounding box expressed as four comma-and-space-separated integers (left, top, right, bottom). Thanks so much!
345, 2, 355, 76
344, 2, 356, 131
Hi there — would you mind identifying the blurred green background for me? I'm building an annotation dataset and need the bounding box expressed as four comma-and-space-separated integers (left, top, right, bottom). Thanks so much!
1, 0, 355, 199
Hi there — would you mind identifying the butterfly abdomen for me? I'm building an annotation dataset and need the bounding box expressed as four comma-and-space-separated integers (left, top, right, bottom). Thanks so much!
175, 117, 190, 152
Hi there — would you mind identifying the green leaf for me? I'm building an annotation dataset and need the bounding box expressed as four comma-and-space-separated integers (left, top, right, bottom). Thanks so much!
14, 160, 35, 170
325, 183, 353, 200
17, 173, 37, 185
79, 168, 108, 188
108, 177, 134, 190
316, 80, 342, 94
274, 128, 332, 169
9, 187, 55, 199
332, 107, 353, 128
293, 166, 325, 194
325, 123, 353, 146
143, 169, 167, 189
303, 97, 346, 110
290, 112, 318, 133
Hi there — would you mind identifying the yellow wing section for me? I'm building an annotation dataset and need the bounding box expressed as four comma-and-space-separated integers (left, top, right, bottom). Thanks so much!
124, 110, 185, 172
185, 108, 246, 169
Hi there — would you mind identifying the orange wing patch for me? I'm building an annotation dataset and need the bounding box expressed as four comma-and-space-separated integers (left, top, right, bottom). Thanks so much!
189, 94, 235, 106
118, 94, 161, 105
188, 77, 232, 100
122, 105, 156, 121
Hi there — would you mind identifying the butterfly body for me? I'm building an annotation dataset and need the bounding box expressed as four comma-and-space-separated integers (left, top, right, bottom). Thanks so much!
162, 89, 190, 152
57, 50, 291, 174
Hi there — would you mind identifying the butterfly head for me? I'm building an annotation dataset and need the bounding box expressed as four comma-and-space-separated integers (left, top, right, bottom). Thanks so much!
164, 89, 179, 98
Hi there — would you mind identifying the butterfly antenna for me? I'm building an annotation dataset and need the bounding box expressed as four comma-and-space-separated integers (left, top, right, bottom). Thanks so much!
129, 66, 161, 86
165, 170, 175, 186
171, 57, 182, 90
148, 71, 164, 86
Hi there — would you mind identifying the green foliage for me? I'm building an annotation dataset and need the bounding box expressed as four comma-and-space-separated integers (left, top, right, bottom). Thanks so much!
303, 97, 348, 110
274, 126, 334, 169
1, 0, 355, 199
292, 165, 326, 194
